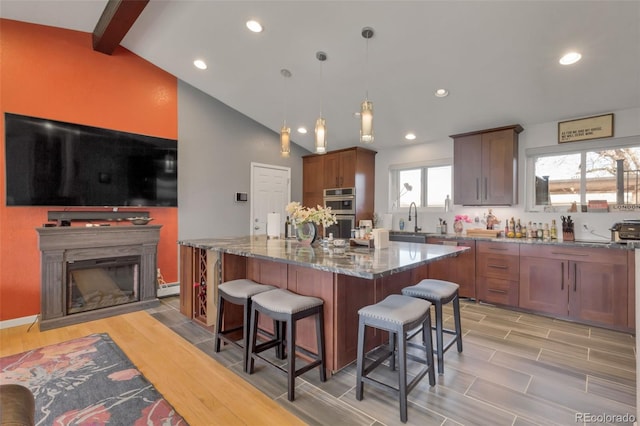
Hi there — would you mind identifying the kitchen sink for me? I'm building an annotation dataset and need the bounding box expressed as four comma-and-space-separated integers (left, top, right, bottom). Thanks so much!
389, 232, 427, 244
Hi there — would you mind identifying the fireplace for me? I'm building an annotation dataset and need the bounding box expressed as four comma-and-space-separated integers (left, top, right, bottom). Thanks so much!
37, 225, 161, 330
67, 256, 140, 315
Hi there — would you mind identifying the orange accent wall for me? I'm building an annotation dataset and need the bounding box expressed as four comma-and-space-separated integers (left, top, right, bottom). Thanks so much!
0, 19, 179, 321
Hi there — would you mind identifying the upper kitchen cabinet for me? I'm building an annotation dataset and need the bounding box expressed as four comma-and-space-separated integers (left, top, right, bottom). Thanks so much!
323, 148, 357, 188
303, 147, 376, 216
451, 124, 523, 206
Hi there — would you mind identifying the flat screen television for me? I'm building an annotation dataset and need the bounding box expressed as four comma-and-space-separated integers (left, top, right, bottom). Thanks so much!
4, 113, 178, 207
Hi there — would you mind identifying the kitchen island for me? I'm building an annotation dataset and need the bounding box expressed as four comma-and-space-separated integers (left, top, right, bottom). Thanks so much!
178, 236, 468, 373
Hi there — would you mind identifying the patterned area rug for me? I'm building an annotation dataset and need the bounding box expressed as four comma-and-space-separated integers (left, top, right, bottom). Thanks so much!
0, 333, 187, 425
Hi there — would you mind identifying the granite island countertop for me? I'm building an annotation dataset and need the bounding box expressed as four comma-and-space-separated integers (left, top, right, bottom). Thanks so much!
178, 235, 468, 279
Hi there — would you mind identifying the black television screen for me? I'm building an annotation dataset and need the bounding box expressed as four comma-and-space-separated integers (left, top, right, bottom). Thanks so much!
4, 113, 178, 207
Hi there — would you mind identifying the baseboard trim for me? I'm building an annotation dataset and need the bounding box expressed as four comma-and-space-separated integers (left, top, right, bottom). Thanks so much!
0, 314, 39, 330
158, 282, 180, 298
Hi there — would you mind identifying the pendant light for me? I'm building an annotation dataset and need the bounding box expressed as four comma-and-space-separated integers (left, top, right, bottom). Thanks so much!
360, 27, 374, 144
315, 51, 328, 155
280, 68, 292, 157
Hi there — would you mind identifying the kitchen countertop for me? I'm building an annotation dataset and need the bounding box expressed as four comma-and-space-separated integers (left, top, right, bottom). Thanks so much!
389, 231, 636, 250
178, 235, 469, 279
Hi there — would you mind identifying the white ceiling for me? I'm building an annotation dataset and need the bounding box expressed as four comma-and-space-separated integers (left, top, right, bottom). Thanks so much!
2, 1, 639, 153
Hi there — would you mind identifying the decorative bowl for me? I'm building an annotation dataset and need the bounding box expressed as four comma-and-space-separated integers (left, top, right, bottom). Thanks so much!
127, 217, 153, 225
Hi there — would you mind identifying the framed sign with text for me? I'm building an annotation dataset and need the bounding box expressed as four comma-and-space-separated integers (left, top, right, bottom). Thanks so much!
558, 113, 614, 143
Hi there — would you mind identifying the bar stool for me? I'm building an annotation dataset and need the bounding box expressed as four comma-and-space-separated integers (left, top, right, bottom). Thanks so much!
247, 288, 326, 401
214, 279, 276, 372
356, 294, 436, 423
401, 279, 463, 375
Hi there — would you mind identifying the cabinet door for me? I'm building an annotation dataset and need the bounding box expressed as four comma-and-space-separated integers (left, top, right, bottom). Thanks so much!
453, 134, 482, 205
519, 256, 567, 315
338, 149, 356, 188
482, 129, 517, 205
323, 152, 339, 189
570, 261, 628, 327
303, 155, 324, 207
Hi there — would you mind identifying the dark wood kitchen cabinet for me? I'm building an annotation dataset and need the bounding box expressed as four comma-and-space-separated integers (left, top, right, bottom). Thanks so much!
303, 147, 376, 222
519, 245, 628, 329
426, 238, 476, 298
323, 148, 356, 188
476, 241, 520, 306
451, 124, 523, 206
302, 154, 325, 209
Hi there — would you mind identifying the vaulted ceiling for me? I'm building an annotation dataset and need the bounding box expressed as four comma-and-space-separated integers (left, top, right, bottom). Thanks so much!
2, 1, 639, 153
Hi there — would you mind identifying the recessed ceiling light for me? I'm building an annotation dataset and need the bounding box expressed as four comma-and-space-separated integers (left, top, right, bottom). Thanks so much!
434, 89, 449, 97
559, 52, 582, 65
297, 127, 307, 134
193, 59, 207, 70
405, 133, 416, 141
246, 20, 263, 33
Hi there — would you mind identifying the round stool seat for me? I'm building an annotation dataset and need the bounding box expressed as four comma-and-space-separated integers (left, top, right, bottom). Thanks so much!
0, 384, 35, 426
358, 294, 431, 326
219, 279, 276, 299
251, 288, 323, 314
402, 279, 459, 303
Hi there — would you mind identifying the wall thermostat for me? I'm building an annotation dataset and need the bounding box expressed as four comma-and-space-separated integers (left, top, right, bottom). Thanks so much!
235, 192, 248, 202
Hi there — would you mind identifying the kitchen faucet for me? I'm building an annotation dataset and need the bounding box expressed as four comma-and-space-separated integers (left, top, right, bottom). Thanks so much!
408, 202, 421, 233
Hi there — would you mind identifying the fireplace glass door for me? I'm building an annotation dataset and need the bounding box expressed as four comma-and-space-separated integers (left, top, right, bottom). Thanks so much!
67, 256, 140, 315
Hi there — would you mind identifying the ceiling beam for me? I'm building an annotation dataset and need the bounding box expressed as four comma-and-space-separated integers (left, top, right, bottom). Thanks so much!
92, 0, 149, 55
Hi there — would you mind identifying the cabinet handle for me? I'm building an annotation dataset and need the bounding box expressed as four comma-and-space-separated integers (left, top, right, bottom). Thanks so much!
484, 177, 488, 201
551, 251, 589, 257
561, 262, 564, 290
573, 263, 577, 292
476, 178, 480, 200
488, 288, 507, 294
488, 264, 508, 269
488, 247, 509, 251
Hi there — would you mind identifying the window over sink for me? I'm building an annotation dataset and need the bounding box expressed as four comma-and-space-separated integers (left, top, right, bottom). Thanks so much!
389, 161, 452, 210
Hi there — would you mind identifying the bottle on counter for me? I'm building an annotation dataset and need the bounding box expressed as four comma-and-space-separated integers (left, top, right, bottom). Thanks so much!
399, 218, 405, 231
537, 223, 543, 239
529, 222, 536, 239
285, 216, 292, 239
515, 219, 522, 236
550, 219, 558, 240
543, 223, 550, 240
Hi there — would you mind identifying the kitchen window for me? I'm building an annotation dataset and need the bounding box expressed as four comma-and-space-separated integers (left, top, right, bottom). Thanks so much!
389, 162, 452, 210
526, 136, 640, 210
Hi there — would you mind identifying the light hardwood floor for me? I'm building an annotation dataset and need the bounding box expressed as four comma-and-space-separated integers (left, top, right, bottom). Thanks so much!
1, 298, 636, 425
0, 309, 304, 426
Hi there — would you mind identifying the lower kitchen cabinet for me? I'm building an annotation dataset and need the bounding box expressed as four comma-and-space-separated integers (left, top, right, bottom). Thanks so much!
427, 238, 476, 298
519, 245, 628, 329
476, 241, 519, 306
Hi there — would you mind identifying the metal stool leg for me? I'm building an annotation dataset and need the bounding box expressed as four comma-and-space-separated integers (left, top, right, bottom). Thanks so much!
453, 295, 463, 353
435, 302, 445, 375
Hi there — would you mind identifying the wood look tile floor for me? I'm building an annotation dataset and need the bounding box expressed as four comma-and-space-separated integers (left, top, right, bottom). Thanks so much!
150, 297, 636, 426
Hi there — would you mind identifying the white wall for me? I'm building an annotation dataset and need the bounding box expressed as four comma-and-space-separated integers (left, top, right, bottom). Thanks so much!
375, 107, 640, 240
177, 80, 310, 240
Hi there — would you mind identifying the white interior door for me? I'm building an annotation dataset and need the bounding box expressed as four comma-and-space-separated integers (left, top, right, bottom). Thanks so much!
251, 163, 291, 236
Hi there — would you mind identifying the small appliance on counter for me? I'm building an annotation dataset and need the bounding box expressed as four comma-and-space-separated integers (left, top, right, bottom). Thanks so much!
610, 220, 640, 243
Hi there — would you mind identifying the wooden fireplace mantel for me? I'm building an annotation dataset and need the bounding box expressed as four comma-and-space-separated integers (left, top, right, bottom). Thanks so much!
36, 225, 161, 330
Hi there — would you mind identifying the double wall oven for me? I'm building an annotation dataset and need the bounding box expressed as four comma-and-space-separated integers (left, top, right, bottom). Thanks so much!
323, 187, 355, 239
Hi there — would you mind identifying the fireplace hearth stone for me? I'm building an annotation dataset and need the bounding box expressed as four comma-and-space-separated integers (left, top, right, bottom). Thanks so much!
37, 225, 161, 330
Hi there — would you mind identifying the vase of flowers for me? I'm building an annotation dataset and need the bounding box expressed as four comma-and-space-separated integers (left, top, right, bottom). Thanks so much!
453, 214, 472, 235
286, 202, 337, 245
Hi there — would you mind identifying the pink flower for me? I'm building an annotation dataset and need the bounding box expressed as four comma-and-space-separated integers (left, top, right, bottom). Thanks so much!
454, 214, 472, 223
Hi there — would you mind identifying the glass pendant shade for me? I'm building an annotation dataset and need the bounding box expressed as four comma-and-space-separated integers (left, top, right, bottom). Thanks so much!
360, 100, 374, 144
315, 117, 327, 154
280, 125, 291, 157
